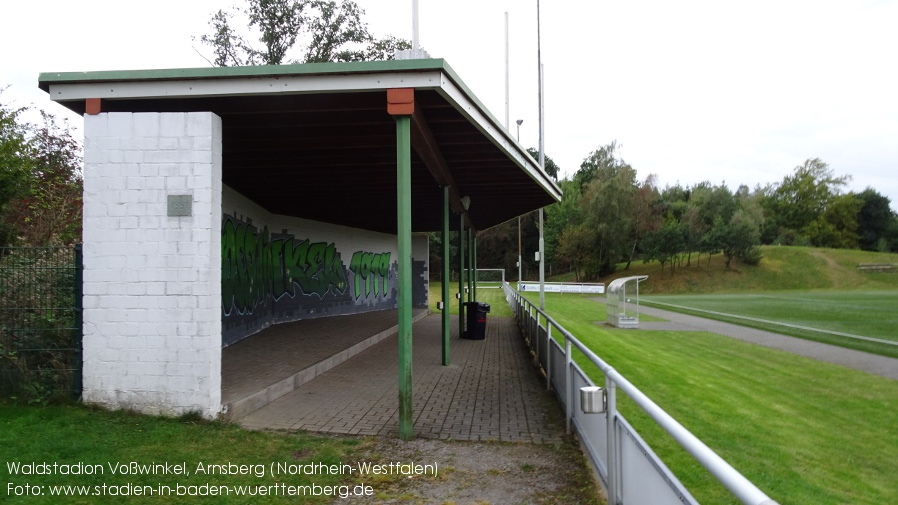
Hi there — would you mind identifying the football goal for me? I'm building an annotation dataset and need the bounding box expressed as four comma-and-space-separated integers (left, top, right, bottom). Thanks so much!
475, 269, 505, 289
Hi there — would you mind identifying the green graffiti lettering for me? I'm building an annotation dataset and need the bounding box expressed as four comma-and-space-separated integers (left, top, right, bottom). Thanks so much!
221, 216, 349, 316
221, 219, 237, 315
349, 251, 391, 300
290, 239, 310, 295
324, 243, 347, 293
378, 253, 390, 297
269, 237, 285, 299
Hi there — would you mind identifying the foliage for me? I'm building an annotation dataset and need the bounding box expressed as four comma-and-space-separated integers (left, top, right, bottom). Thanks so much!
544, 178, 582, 269
580, 155, 637, 276
856, 188, 898, 251
549, 141, 642, 278
806, 193, 862, 249
554, 222, 596, 280
708, 212, 762, 268
7, 112, 83, 245
760, 158, 853, 245
0, 93, 34, 247
0, 94, 83, 247
526, 147, 560, 180
197, 0, 411, 66
641, 218, 685, 273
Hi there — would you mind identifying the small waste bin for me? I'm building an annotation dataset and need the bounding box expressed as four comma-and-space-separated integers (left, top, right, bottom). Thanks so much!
462, 301, 490, 340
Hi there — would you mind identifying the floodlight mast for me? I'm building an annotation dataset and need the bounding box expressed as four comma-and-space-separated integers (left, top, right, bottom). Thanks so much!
412, 0, 419, 51
537, 0, 546, 310
516, 119, 523, 288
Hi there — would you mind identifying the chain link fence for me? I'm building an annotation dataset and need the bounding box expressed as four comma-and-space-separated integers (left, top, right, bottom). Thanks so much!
0, 245, 82, 403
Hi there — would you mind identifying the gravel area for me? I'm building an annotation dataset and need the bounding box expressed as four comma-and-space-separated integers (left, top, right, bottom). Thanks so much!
352, 436, 604, 505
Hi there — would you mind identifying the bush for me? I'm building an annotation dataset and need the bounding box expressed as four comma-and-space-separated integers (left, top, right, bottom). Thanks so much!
740, 245, 764, 266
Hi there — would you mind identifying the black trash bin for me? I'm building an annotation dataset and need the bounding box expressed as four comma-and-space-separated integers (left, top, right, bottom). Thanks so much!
462, 301, 491, 340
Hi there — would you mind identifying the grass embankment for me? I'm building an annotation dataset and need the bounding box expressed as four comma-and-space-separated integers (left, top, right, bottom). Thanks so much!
600, 246, 898, 295
0, 406, 379, 504
523, 292, 898, 505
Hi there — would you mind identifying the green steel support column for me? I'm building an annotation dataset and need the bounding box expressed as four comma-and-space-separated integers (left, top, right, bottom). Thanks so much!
467, 228, 474, 303
473, 234, 478, 301
459, 214, 466, 337
395, 115, 414, 440
441, 186, 450, 365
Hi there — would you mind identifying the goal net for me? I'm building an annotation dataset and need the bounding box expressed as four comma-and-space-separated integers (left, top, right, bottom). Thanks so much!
475, 269, 505, 289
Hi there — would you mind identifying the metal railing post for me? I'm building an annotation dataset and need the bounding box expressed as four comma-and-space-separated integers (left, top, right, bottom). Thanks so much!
606, 375, 618, 505
565, 337, 572, 435
546, 324, 552, 391
535, 313, 541, 362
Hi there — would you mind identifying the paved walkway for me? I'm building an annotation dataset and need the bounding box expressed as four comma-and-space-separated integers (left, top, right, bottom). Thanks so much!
221, 309, 428, 420
238, 314, 564, 443
624, 300, 898, 381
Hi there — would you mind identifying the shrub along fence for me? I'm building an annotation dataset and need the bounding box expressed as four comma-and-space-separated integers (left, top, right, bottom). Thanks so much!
0, 245, 82, 403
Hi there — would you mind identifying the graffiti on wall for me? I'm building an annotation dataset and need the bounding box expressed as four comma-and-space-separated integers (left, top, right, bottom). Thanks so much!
222, 215, 393, 317
349, 251, 391, 300
220, 213, 427, 347
222, 217, 347, 316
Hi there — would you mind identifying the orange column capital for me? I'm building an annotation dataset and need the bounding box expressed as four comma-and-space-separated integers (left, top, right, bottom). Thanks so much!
387, 88, 414, 115
85, 98, 102, 115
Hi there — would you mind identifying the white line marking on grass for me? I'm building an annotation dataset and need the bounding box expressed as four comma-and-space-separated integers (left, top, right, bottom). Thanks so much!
643, 300, 898, 347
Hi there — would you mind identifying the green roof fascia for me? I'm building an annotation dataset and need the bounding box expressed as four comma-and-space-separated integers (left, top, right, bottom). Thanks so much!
39, 58, 453, 93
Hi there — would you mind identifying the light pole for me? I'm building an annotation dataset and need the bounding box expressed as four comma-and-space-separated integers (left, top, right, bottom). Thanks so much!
537, 0, 546, 311
516, 119, 523, 288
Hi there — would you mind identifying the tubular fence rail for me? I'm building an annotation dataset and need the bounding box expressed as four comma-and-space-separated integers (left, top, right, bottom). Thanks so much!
503, 283, 779, 505
0, 245, 82, 402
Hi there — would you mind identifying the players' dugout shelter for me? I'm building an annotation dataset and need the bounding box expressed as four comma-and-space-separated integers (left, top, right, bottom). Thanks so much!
39, 59, 560, 438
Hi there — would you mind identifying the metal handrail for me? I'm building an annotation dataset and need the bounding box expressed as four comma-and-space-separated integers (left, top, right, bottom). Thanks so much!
504, 284, 779, 505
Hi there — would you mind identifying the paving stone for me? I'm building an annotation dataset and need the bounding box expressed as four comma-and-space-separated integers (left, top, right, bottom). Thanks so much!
238, 313, 564, 444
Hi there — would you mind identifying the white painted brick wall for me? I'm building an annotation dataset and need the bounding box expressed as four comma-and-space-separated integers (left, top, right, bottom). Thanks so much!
82, 112, 222, 418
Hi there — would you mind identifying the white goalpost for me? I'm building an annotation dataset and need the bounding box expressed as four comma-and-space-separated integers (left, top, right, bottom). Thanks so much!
475, 269, 505, 289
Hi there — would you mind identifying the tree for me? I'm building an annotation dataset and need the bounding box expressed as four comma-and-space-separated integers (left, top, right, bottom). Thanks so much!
8, 112, 83, 245
0, 95, 82, 247
554, 223, 595, 281
573, 140, 624, 191
197, 0, 411, 66
642, 218, 685, 274
806, 193, 862, 249
856, 188, 895, 251
526, 148, 560, 180
544, 178, 581, 269
0, 94, 33, 246
761, 158, 850, 243
624, 174, 660, 269
579, 150, 637, 276
707, 212, 761, 268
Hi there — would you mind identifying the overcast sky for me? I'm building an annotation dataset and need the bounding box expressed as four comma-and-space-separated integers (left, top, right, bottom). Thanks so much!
3, 0, 896, 209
